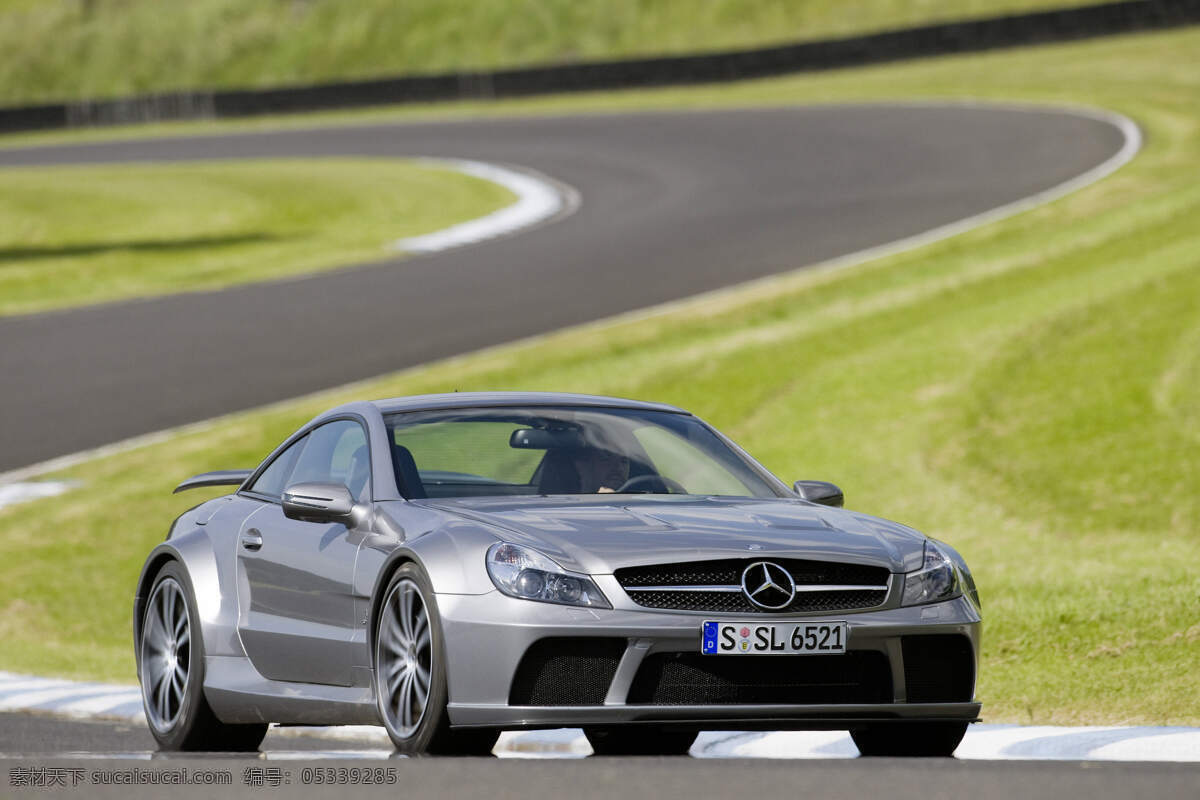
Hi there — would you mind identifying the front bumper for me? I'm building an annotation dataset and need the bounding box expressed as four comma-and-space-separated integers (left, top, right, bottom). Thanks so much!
438, 587, 982, 730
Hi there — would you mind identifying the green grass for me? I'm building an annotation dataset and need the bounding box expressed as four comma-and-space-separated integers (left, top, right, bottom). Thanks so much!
0, 159, 514, 316
1, 27, 1198, 725
0, 0, 1098, 105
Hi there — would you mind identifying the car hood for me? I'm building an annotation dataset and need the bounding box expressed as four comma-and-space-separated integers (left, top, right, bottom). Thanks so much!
419, 495, 926, 574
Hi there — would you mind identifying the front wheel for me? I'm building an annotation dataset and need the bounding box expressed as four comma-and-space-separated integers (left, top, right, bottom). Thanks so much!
850, 721, 969, 757
138, 562, 267, 751
373, 563, 498, 755
584, 727, 697, 755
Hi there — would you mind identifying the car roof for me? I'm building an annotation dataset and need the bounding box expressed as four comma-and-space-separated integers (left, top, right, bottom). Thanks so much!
368, 392, 689, 415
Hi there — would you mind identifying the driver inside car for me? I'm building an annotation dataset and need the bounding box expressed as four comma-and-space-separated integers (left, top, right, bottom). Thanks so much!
573, 447, 630, 493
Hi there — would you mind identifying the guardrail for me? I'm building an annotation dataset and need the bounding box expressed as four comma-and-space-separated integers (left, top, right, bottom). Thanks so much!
1, 0, 1197, 133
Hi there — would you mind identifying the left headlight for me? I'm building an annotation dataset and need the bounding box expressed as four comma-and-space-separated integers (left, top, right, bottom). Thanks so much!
901, 541, 961, 607
486, 542, 611, 609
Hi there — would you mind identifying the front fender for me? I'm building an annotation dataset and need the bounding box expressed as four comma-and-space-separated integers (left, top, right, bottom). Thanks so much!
357, 513, 502, 669
132, 526, 246, 683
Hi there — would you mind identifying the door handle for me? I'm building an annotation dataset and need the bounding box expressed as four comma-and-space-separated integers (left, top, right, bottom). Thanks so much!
240, 529, 263, 551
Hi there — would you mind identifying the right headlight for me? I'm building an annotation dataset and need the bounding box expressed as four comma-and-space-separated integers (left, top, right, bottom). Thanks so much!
486, 542, 611, 609
901, 541, 961, 607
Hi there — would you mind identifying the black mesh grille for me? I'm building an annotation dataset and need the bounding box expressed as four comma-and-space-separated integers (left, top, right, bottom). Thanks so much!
621, 589, 886, 613
618, 558, 888, 587
628, 650, 893, 705
616, 558, 890, 613
625, 590, 756, 613
902, 634, 975, 703
508, 637, 625, 706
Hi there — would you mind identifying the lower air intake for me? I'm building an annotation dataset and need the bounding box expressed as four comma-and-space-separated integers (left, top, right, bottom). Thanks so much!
627, 650, 893, 705
508, 637, 625, 706
902, 634, 975, 703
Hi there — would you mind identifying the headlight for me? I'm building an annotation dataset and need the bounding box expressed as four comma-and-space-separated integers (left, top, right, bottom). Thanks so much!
901, 541, 961, 606
486, 543, 611, 609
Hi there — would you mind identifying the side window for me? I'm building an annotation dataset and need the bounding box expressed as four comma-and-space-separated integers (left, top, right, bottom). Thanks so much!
246, 435, 308, 499
289, 420, 371, 502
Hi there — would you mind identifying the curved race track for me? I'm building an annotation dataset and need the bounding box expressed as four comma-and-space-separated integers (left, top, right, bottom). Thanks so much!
0, 105, 1127, 472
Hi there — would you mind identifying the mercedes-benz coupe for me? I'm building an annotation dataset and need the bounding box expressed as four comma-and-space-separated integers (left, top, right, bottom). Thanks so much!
135, 392, 981, 756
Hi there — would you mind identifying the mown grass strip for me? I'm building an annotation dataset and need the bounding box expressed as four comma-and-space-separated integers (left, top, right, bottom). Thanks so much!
0, 159, 514, 316
1, 28, 1197, 724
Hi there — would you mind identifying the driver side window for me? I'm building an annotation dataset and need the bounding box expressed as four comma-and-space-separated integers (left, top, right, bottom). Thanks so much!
246, 435, 308, 499
289, 419, 372, 502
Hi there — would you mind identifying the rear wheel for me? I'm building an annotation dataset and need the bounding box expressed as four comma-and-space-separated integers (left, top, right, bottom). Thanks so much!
850, 722, 968, 757
138, 562, 267, 751
584, 727, 697, 756
374, 563, 498, 755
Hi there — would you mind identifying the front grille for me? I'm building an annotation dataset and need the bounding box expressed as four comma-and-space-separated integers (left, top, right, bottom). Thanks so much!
620, 589, 886, 614
616, 558, 890, 613
627, 650, 893, 705
617, 558, 888, 587
902, 634, 975, 703
508, 637, 625, 706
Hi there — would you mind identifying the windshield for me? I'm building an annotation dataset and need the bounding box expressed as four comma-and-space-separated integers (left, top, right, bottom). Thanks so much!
384, 406, 784, 499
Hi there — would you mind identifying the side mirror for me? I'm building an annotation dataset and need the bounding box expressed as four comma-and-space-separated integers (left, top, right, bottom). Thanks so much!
282, 482, 356, 523
793, 480, 844, 508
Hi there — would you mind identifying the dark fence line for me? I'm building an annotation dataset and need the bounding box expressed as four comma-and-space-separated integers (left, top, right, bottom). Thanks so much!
1, 0, 1197, 133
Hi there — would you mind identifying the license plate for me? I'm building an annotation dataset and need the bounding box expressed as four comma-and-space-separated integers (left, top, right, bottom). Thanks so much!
701, 621, 847, 655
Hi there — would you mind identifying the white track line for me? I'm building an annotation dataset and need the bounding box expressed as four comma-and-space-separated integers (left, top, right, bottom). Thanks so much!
393, 158, 579, 254
0, 481, 76, 511
1092, 731, 1200, 761
51, 693, 144, 716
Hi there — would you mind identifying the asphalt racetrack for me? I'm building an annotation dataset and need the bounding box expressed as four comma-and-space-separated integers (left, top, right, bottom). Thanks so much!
0, 104, 1127, 472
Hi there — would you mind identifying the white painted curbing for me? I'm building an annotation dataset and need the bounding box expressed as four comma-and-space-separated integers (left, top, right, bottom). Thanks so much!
0, 481, 76, 511
4, 671, 1197, 761
393, 158, 579, 254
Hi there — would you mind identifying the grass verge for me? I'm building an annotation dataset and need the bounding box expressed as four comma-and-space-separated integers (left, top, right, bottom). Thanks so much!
0, 0, 1095, 105
1, 28, 1197, 724
0, 159, 514, 316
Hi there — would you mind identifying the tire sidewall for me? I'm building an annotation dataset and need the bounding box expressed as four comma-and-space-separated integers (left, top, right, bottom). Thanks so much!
850, 721, 969, 757
374, 562, 450, 752
139, 561, 207, 750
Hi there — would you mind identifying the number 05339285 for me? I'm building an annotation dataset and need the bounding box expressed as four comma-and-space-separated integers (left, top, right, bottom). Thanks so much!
701, 621, 847, 655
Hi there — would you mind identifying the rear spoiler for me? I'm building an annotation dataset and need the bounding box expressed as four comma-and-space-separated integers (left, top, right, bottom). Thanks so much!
173, 470, 252, 494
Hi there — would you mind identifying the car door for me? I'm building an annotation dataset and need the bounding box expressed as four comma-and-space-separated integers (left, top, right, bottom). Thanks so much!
235, 419, 372, 686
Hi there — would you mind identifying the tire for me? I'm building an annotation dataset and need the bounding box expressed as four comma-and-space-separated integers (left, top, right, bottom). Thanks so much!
138, 562, 268, 751
850, 721, 969, 757
584, 727, 697, 756
373, 563, 498, 755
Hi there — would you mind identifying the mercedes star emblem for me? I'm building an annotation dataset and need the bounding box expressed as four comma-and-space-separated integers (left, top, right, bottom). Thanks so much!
741, 561, 796, 610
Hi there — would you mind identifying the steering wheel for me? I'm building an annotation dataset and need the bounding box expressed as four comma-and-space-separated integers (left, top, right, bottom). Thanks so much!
614, 474, 687, 494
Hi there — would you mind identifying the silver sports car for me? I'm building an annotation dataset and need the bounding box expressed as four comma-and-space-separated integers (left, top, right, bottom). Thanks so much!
134, 392, 981, 756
